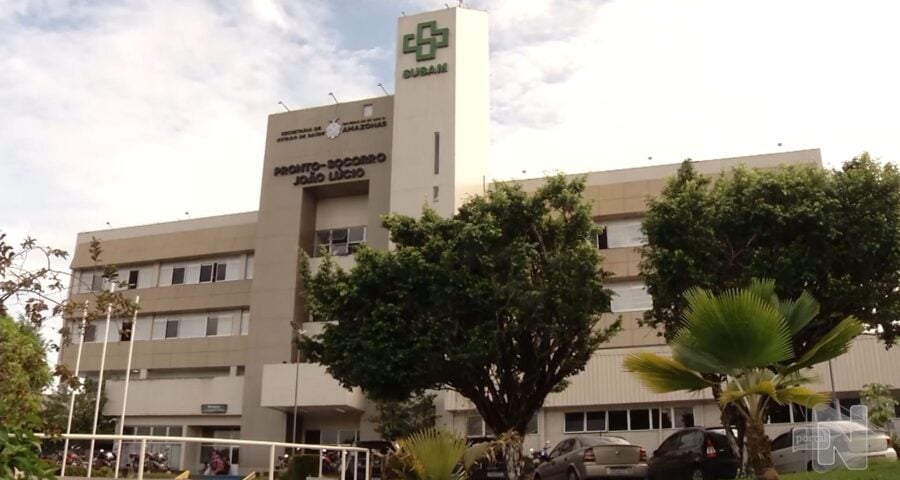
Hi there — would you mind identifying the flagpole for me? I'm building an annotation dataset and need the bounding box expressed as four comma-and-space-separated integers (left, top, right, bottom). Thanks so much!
88, 283, 115, 478
114, 295, 139, 478
60, 302, 89, 479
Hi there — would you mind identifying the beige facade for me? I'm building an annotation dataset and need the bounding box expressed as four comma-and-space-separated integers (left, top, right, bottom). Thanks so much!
58, 6, 900, 476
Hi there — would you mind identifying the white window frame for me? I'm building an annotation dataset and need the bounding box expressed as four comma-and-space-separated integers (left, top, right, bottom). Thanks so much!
610, 281, 653, 312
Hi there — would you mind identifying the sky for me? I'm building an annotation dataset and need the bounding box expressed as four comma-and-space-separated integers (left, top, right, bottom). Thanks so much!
3, 0, 900, 269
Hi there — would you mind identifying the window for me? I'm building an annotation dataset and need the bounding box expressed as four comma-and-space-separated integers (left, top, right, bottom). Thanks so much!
214, 263, 227, 282
767, 403, 792, 424
120, 321, 133, 341
678, 431, 703, 449
586, 411, 605, 431
172, 267, 185, 285
629, 409, 651, 430
465, 415, 493, 437
245, 255, 254, 279
607, 410, 628, 431
565, 412, 584, 432
434, 132, 440, 174
610, 282, 653, 312
313, 226, 367, 257
337, 430, 359, 444
571, 408, 689, 432
771, 432, 792, 451
83, 324, 97, 342
653, 408, 672, 429
206, 317, 218, 336
525, 413, 539, 435
596, 219, 645, 249
595, 229, 608, 249
165, 320, 179, 339
674, 407, 695, 428
91, 272, 105, 292
433, 186, 439, 202
127, 270, 139, 289
199, 264, 213, 283
363, 104, 373, 117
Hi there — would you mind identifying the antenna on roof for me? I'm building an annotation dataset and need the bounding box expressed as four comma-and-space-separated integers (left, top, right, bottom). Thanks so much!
445, 3, 450, 7
328, 92, 339, 104
377, 83, 389, 95
184, 211, 191, 219
278, 101, 291, 112
401, 11, 405, 16
105, 222, 112, 228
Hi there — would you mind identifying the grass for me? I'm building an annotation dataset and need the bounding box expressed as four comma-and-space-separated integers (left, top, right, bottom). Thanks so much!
779, 460, 900, 479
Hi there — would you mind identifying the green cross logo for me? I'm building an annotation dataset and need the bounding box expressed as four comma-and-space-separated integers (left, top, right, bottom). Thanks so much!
402, 21, 449, 62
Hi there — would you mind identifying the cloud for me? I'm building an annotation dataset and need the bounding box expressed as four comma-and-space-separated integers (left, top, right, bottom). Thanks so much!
481, 0, 900, 180
0, 0, 387, 251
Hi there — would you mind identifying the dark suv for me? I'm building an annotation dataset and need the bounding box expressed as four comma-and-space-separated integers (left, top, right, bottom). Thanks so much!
646, 427, 738, 480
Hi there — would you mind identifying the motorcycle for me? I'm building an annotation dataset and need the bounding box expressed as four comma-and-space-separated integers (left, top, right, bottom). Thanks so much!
128, 449, 171, 473
93, 449, 117, 469
529, 441, 551, 463
321, 449, 342, 474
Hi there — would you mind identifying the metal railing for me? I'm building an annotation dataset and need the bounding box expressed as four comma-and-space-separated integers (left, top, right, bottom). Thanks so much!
39, 432, 371, 480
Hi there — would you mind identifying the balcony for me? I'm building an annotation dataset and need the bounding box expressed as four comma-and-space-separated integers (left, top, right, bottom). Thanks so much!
104, 376, 244, 417
260, 363, 365, 413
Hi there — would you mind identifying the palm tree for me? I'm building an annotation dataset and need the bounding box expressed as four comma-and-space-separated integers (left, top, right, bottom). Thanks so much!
624, 279, 863, 480
388, 428, 493, 480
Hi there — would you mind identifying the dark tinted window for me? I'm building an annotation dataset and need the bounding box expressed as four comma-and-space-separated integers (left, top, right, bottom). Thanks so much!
206, 317, 218, 336
565, 413, 583, 432
596, 228, 608, 249
586, 411, 605, 431
172, 267, 185, 285
656, 433, 681, 454
83, 324, 97, 342
771, 432, 792, 451
165, 320, 178, 338
127, 270, 139, 289
608, 410, 628, 431
707, 432, 734, 456
199, 264, 213, 283
678, 431, 703, 450
214, 263, 226, 282
651, 408, 672, 428
630, 409, 651, 430
767, 403, 792, 423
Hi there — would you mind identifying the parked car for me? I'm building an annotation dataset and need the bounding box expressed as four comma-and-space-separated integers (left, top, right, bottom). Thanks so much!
533, 436, 648, 480
646, 427, 738, 480
770, 421, 898, 474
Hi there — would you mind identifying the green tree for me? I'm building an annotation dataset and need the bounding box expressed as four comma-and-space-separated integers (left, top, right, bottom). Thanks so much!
0, 315, 54, 479
42, 378, 114, 451
860, 383, 899, 431
624, 280, 863, 480
371, 392, 438, 441
301, 175, 620, 479
640, 154, 900, 348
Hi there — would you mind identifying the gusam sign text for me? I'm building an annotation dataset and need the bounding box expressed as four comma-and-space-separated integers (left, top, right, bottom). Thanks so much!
403, 63, 448, 79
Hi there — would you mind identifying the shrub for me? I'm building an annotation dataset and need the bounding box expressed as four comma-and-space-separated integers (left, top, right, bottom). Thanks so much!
280, 454, 320, 480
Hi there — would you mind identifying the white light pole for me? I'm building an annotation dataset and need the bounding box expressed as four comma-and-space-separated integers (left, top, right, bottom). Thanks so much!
114, 296, 140, 478
60, 302, 89, 479
88, 283, 115, 478
292, 329, 307, 445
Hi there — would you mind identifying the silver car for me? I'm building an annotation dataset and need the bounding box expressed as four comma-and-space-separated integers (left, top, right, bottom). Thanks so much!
770, 421, 898, 474
534, 436, 648, 480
